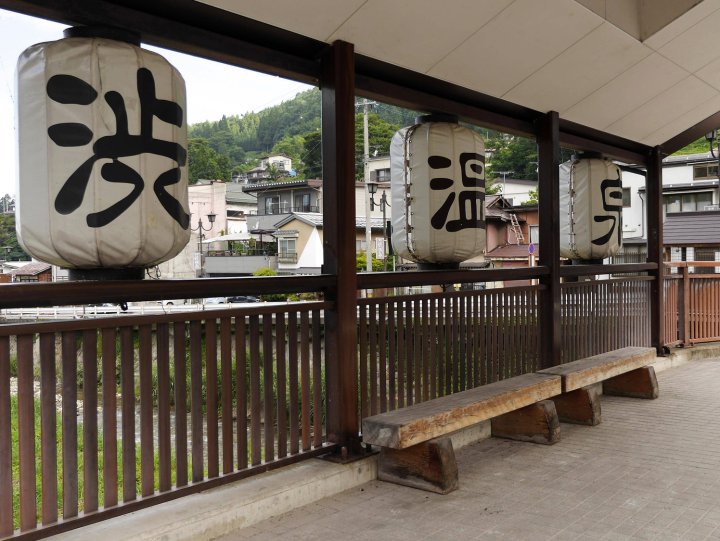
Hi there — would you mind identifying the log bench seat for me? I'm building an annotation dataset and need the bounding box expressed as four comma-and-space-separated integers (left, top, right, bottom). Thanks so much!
362, 373, 562, 493
538, 346, 658, 425
362, 346, 659, 494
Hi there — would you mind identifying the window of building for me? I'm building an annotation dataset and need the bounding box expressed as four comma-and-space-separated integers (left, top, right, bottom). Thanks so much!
693, 164, 719, 180
356, 240, 367, 252
529, 224, 539, 245
279, 238, 296, 256
622, 187, 631, 207
264, 196, 279, 214
663, 192, 714, 214
376, 168, 391, 182
294, 193, 311, 212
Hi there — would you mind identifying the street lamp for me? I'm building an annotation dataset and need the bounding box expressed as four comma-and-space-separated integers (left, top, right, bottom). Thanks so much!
705, 130, 720, 178
191, 212, 216, 277
367, 181, 391, 271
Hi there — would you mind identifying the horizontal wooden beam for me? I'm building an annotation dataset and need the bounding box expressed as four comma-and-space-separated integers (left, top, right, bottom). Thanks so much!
559, 263, 657, 277
0, 275, 334, 308
357, 266, 549, 289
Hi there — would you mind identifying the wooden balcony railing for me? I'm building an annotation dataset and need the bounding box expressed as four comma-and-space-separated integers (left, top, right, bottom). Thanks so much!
0, 303, 332, 538
665, 262, 720, 346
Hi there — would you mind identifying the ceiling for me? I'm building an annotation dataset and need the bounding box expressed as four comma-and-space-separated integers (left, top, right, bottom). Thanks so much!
197, 0, 720, 147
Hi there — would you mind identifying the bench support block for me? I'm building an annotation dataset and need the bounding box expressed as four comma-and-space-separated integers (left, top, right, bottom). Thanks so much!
603, 366, 658, 399
552, 383, 602, 425
378, 437, 458, 494
491, 400, 560, 445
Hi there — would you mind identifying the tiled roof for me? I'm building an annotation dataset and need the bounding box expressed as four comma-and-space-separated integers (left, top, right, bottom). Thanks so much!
664, 211, 720, 246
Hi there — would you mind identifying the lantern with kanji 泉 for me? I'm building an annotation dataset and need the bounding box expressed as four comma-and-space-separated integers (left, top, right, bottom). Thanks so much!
16, 26, 190, 280
390, 114, 486, 269
559, 154, 623, 262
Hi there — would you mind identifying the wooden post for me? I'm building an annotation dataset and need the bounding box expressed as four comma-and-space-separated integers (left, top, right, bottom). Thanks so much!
537, 111, 561, 368
677, 264, 689, 346
321, 41, 361, 453
647, 147, 665, 354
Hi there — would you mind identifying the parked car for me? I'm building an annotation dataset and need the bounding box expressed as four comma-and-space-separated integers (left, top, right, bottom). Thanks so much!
227, 295, 260, 303
204, 297, 226, 304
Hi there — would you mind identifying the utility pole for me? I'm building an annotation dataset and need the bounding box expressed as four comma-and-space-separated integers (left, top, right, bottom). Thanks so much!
364, 99, 372, 273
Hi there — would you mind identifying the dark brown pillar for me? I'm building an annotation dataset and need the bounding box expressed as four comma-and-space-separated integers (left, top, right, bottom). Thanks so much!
537, 111, 562, 368
646, 146, 665, 354
321, 41, 360, 452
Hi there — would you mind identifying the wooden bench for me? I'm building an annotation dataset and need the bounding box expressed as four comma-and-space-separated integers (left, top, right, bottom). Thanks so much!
362, 373, 562, 493
362, 346, 659, 494
538, 346, 658, 425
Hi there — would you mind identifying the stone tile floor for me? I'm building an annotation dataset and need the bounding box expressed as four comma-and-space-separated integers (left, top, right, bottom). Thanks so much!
217, 358, 720, 540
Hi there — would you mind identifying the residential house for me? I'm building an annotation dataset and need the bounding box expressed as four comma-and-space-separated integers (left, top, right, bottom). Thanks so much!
243, 179, 323, 231
225, 183, 258, 236
239, 154, 294, 184
1, 261, 52, 283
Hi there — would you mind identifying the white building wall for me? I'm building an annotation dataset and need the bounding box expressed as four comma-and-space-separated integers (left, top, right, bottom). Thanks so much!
297, 228, 324, 269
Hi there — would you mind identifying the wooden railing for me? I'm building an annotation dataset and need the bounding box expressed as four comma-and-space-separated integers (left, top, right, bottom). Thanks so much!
665, 262, 720, 346
358, 286, 542, 416
560, 277, 652, 362
0, 303, 331, 539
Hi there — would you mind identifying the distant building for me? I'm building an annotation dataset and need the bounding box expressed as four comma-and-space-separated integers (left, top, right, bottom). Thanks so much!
237, 154, 294, 184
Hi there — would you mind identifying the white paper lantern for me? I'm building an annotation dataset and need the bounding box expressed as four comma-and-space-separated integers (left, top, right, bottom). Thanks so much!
390, 116, 486, 266
16, 27, 190, 277
560, 157, 623, 260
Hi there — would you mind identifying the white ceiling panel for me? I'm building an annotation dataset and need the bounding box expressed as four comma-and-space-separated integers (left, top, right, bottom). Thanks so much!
695, 55, 720, 91
657, 7, 720, 73
427, 0, 602, 97
606, 77, 716, 141
643, 94, 720, 145
503, 22, 651, 113
329, 0, 514, 72
196, 0, 367, 41
643, 0, 720, 50
563, 53, 687, 129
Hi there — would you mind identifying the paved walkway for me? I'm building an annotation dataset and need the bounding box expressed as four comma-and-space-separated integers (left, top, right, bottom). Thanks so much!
218, 358, 720, 541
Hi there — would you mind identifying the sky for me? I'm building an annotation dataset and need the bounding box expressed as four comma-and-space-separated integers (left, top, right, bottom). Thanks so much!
0, 9, 312, 197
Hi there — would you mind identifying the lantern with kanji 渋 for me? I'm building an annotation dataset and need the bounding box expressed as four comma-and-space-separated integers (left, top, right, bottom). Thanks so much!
390, 115, 486, 268
16, 26, 190, 279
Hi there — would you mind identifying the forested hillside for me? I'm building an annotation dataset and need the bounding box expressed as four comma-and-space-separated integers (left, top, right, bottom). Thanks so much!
187, 88, 418, 182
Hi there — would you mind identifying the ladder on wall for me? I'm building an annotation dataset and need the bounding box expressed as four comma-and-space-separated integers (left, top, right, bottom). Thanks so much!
509, 213, 524, 244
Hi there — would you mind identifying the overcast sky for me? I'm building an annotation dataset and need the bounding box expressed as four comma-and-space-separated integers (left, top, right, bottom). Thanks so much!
0, 9, 311, 197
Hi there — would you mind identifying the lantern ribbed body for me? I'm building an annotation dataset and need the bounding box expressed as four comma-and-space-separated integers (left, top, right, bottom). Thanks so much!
390, 122, 486, 264
559, 158, 623, 260
16, 36, 190, 269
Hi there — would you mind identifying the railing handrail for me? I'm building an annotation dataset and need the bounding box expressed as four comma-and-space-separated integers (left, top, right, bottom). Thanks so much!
665, 261, 720, 268
358, 284, 544, 306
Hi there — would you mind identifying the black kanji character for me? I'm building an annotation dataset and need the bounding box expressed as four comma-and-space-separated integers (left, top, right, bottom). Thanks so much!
591, 175, 623, 246
429, 152, 485, 231
47, 68, 189, 229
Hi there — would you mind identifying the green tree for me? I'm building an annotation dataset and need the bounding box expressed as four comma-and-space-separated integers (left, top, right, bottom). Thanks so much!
302, 131, 323, 179
486, 134, 538, 182
252, 267, 287, 301
188, 138, 232, 183
354, 112, 399, 178
0, 211, 29, 261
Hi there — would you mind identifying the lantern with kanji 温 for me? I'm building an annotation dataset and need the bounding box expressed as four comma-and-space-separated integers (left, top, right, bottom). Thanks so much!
16, 26, 190, 279
559, 155, 623, 261
390, 115, 486, 268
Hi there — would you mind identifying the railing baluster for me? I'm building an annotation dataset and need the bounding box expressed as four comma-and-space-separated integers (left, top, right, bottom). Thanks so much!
236, 316, 248, 468
206, 318, 219, 478
18, 334, 36, 530
276, 313, 287, 459
368, 304, 377, 415
406, 300, 414, 405
397, 301, 405, 407
263, 314, 275, 462
102, 328, 118, 507
40, 333, 58, 525
82, 329, 99, 512
312, 310, 322, 448
62, 331, 79, 518
0, 336, 11, 536
429, 298, 437, 398
358, 302, 368, 419
190, 320, 204, 482
388, 301, 396, 410
120, 327, 136, 502
157, 323, 171, 492
139, 324, 154, 497
379, 303, 387, 412
173, 322, 188, 487
250, 315, 262, 464
300, 312, 310, 452
287, 312, 299, 455
221, 317, 234, 473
